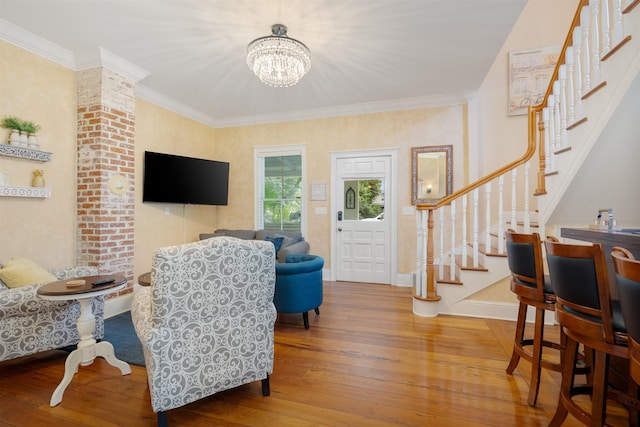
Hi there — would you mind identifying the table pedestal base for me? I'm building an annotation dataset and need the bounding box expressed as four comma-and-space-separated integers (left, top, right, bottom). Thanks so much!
50, 298, 131, 407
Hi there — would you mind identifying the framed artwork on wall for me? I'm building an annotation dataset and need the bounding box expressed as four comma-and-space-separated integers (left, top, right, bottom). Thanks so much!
508, 45, 561, 116
345, 187, 355, 209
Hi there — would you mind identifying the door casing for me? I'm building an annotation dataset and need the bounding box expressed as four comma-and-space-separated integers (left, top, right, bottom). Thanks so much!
330, 148, 398, 283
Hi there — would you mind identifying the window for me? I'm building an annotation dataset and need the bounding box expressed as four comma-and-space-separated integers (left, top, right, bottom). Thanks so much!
255, 146, 306, 233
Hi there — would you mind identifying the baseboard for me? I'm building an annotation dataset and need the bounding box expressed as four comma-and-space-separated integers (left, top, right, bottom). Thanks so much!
441, 299, 558, 324
394, 273, 413, 287
104, 293, 133, 319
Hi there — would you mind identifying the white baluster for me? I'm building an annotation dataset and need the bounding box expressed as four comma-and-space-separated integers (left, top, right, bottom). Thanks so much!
485, 181, 492, 252
416, 210, 426, 297
612, 0, 624, 46
473, 189, 479, 268
450, 202, 456, 280
543, 107, 552, 173
548, 94, 556, 155
601, 0, 612, 56
524, 162, 531, 233
498, 176, 505, 254
511, 168, 518, 232
565, 47, 576, 124
462, 194, 468, 266
590, 0, 602, 85
439, 207, 444, 279
553, 82, 562, 148
573, 27, 584, 119
581, 6, 592, 93
559, 65, 568, 147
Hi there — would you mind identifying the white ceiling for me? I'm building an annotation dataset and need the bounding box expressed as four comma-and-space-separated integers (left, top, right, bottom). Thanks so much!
0, 0, 527, 127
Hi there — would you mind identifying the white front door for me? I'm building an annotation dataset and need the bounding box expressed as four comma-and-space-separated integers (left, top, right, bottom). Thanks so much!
331, 151, 396, 284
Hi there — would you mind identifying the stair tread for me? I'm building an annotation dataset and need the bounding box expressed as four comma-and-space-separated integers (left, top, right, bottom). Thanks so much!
455, 255, 489, 272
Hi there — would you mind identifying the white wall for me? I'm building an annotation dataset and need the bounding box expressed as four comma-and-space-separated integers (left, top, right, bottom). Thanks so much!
473, 0, 577, 179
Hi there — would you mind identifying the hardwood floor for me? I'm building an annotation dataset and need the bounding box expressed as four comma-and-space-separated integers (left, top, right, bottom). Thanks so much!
0, 281, 631, 426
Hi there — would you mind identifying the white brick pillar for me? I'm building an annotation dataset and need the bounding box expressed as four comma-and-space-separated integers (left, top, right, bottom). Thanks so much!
76, 64, 143, 296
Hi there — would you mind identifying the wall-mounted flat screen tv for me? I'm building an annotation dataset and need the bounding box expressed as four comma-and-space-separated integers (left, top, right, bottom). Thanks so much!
143, 151, 229, 206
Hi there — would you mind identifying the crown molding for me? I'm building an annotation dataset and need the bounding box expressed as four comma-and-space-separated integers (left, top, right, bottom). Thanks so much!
208, 92, 470, 128
75, 47, 149, 83
0, 18, 75, 68
2, 17, 469, 129
136, 85, 218, 127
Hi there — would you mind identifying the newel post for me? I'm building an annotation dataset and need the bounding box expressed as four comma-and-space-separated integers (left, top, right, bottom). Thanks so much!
415, 207, 441, 302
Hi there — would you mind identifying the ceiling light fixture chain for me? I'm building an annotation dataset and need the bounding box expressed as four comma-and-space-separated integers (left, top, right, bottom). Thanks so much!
247, 24, 311, 87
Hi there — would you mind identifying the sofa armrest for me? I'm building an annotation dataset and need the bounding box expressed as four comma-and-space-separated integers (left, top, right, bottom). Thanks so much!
277, 240, 310, 263
48, 266, 99, 280
0, 283, 73, 318
0, 266, 102, 319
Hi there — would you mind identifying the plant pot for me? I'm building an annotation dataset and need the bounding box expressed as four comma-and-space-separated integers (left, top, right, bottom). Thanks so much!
9, 129, 20, 145
19, 131, 28, 146
28, 133, 38, 149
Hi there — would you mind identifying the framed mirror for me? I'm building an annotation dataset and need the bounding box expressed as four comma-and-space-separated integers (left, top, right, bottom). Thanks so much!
411, 145, 453, 204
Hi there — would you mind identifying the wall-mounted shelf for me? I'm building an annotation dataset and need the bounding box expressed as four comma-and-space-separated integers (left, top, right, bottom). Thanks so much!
0, 186, 51, 198
0, 144, 52, 162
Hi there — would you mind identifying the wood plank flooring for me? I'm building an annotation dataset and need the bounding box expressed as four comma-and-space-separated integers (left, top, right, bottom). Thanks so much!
0, 281, 631, 426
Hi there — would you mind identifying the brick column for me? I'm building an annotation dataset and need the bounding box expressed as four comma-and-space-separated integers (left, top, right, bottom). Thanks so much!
76, 67, 136, 295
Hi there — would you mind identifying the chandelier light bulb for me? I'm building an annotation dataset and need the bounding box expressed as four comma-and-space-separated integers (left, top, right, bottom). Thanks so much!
247, 24, 311, 87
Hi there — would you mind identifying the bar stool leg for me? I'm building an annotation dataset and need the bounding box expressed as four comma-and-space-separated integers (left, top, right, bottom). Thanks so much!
506, 302, 527, 375
528, 307, 545, 406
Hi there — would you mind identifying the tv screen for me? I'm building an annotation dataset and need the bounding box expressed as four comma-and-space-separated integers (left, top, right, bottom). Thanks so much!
143, 151, 229, 206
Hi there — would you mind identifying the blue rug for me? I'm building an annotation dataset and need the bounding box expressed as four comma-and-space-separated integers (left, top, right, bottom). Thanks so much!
103, 311, 145, 367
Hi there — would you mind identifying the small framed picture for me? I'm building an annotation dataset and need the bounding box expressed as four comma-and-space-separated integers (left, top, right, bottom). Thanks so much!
508, 45, 561, 116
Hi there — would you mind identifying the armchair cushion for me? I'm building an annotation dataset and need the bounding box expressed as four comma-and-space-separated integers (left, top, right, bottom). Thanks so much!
0, 256, 56, 289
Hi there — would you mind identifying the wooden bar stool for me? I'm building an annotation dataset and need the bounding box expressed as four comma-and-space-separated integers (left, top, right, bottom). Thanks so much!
504, 230, 563, 406
545, 240, 636, 426
613, 247, 640, 386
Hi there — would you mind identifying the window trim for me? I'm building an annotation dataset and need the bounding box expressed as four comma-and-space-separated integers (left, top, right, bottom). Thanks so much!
254, 145, 307, 236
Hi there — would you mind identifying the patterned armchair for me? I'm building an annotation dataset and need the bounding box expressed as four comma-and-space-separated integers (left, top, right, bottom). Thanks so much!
131, 237, 277, 427
0, 266, 104, 362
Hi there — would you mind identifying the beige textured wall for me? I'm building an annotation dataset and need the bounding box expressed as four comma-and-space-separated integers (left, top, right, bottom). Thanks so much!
0, 41, 78, 269
215, 106, 466, 275
0, 39, 467, 283
133, 99, 219, 278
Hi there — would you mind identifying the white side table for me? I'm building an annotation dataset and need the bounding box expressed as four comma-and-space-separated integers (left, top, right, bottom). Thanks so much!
37, 275, 132, 406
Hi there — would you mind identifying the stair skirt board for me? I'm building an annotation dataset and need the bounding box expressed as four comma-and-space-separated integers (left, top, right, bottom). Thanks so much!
441, 299, 558, 324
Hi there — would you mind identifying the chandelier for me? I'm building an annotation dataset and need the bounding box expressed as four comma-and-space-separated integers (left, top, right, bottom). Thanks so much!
247, 24, 311, 87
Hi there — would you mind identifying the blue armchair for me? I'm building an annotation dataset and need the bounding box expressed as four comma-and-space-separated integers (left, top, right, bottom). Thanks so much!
274, 254, 324, 329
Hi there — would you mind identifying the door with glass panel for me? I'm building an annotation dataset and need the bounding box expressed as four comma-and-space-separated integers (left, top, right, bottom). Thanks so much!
335, 155, 391, 284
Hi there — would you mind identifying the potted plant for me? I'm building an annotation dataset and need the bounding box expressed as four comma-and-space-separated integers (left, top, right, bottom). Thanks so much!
21, 120, 41, 148
1, 115, 22, 145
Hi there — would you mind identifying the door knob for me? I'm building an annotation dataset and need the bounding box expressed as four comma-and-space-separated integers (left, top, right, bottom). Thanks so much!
338, 227, 342, 232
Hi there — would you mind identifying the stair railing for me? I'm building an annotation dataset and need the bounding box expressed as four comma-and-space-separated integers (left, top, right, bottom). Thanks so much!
414, 0, 638, 303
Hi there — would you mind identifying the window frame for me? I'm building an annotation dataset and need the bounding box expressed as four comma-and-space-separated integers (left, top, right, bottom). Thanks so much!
254, 145, 307, 235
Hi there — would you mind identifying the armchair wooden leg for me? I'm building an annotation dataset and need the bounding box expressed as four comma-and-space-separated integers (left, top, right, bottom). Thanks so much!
262, 375, 270, 396
158, 411, 168, 427
303, 312, 309, 329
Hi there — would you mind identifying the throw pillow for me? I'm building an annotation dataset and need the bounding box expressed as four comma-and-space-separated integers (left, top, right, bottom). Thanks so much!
264, 236, 285, 254
0, 256, 57, 289
274, 233, 296, 248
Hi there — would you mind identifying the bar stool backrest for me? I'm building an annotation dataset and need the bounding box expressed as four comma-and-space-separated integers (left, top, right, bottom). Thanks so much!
612, 247, 640, 385
544, 240, 620, 347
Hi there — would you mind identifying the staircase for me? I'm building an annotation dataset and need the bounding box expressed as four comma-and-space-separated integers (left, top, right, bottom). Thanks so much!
413, 0, 640, 318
